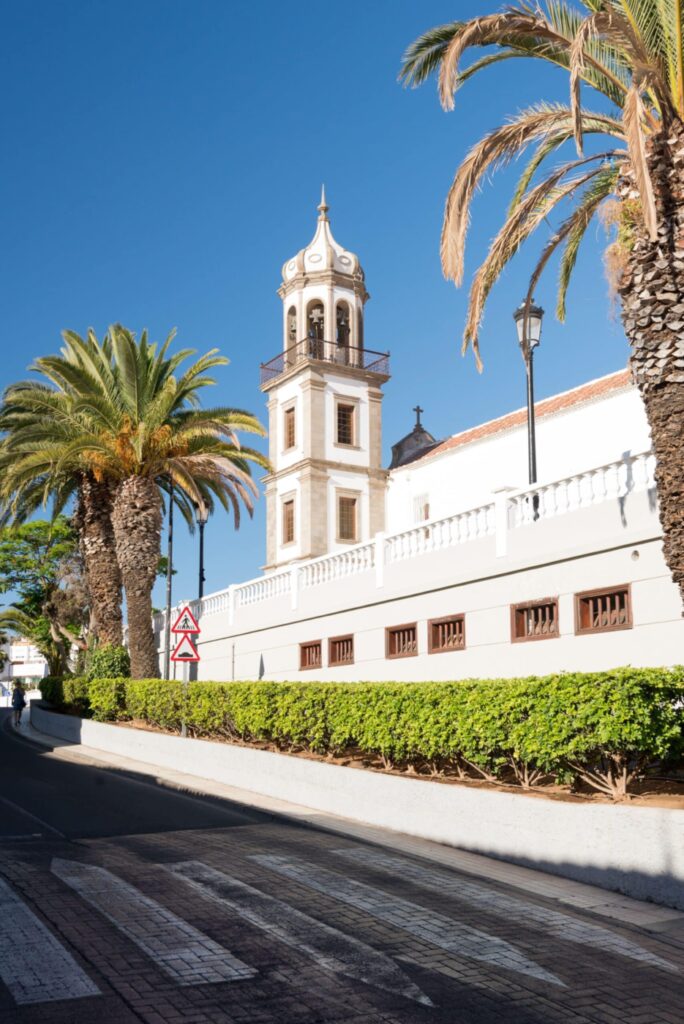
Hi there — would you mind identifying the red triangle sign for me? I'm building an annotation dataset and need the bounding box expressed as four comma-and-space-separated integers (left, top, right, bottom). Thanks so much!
171, 605, 200, 634
171, 634, 200, 662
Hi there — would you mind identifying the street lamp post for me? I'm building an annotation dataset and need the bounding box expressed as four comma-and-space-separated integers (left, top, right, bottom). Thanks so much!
188, 504, 208, 685
163, 480, 174, 680
513, 300, 544, 492
197, 505, 208, 601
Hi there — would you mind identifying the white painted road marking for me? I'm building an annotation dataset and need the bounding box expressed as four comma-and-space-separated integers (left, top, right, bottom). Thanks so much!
251, 854, 564, 987
334, 847, 678, 974
51, 859, 256, 986
0, 876, 99, 1005
168, 860, 433, 1006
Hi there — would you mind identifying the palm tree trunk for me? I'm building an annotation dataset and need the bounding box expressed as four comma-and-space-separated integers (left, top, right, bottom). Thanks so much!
619, 125, 684, 605
111, 476, 162, 679
75, 475, 123, 646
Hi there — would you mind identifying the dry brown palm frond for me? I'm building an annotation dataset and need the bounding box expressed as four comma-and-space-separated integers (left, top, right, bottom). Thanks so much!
570, 15, 597, 153
464, 162, 607, 363
437, 11, 566, 110
623, 83, 658, 239
440, 105, 624, 283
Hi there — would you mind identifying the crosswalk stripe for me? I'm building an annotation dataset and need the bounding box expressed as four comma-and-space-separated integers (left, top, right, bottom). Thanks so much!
0, 877, 99, 1005
168, 860, 433, 1006
333, 847, 678, 974
251, 854, 563, 987
51, 859, 256, 986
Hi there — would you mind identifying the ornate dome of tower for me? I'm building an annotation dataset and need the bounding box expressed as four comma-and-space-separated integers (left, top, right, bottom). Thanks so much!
281, 187, 365, 285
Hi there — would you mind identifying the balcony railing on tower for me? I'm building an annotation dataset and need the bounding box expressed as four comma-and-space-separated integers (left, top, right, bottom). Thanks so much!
260, 338, 390, 387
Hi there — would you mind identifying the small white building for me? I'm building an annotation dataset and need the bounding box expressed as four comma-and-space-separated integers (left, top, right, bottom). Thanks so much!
157, 195, 684, 681
0, 637, 48, 704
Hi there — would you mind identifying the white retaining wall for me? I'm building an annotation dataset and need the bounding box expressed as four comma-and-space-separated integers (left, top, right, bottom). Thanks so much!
157, 453, 684, 682
32, 705, 684, 911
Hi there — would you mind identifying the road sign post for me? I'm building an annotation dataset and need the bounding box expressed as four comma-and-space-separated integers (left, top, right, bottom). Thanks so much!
170, 605, 201, 738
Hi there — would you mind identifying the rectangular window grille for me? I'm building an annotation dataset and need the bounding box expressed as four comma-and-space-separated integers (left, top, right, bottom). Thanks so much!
511, 598, 559, 642
429, 615, 465, 653
575, 586, 632, 634
299, 641, 322, 671
386, 623, 418, 659
282, 499, 295, 545
329, 635, 354, 666
284, 407, 296, 450
336, 403, 355, 446
413, 494, 430, 523
337, 495, 357, 542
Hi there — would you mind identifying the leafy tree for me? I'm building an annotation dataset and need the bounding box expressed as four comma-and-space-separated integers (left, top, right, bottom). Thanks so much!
402, 2, 684, 603
0, 517, 87, 675
1, 327, 268, 678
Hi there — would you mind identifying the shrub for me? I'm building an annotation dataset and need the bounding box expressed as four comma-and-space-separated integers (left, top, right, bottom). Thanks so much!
86, 645, 130, 681
39, 668, 684, 800
40, 676, 65, 705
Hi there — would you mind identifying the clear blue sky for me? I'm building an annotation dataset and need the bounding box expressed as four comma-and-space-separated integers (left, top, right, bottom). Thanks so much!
1, 1, 629, 607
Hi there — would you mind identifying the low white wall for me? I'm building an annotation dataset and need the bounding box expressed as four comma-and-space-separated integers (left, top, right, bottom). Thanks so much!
32, 705, 684, 911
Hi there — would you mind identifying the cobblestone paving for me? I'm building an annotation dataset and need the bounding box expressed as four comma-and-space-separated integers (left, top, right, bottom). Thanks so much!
1, 820, 683, 1024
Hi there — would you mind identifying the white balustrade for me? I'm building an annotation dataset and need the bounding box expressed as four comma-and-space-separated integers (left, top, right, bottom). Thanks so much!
385, 503, 495, 564
507, 450, 655, 528
299, 542, 375, 588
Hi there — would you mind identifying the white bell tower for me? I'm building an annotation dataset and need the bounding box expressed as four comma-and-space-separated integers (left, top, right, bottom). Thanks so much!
260, 189, 390, 570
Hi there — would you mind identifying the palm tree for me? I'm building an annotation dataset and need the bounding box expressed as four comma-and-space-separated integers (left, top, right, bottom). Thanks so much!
0, 331, 130, 647
402, 2, 684, 604
1, 326, 268, 678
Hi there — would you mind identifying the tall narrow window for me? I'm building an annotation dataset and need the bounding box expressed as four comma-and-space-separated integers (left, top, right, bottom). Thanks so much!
287, 306, 297, 346
337, 494, 358, 542
511, 598, 559, 642
284, 407, 296, 450
575, 586, 632, 634
282, 498, 295, 545
429, 615, 465, 653
386, 623, 418, 659
413, 494, 430, 523
336, 403, 355, 446
329, 635, 354, 666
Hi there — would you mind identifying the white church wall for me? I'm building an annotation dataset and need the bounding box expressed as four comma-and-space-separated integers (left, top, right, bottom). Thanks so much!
386, 384, 651, 534
162, 460, 683, 683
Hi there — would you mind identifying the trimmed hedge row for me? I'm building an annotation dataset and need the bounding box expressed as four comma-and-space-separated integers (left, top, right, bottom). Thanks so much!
40, 668, 684, 800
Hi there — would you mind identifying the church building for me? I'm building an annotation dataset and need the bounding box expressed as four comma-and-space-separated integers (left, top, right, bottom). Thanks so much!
158, 195, 684, 681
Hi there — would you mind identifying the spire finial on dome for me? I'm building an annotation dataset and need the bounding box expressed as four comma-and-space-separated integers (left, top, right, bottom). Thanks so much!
317, 184, 329, 221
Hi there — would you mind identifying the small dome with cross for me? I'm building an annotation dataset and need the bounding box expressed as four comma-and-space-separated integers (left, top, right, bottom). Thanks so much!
389, 406, 440, 469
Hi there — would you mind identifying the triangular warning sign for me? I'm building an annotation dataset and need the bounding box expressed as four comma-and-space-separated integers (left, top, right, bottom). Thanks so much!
171, 605, 200, 634
171, 635, 200, 662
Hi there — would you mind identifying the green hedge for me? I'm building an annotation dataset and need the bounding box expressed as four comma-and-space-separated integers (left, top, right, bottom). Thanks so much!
40, 668, 684, 800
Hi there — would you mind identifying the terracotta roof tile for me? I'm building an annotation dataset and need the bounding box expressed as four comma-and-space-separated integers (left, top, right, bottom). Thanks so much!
413, 368, 632, 466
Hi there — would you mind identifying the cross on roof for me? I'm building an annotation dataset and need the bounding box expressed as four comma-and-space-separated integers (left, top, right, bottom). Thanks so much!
413, 405, 424, 428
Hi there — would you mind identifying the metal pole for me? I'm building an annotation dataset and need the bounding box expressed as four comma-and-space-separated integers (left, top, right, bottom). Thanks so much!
526, 350, 537, 485
526, 350, 539, 519
198, 519, 206, 600
188, 519, 205, 686
163, 480, 174, 680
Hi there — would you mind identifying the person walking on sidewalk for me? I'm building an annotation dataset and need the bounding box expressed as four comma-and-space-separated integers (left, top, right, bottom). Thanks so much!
11, 683, 26, 727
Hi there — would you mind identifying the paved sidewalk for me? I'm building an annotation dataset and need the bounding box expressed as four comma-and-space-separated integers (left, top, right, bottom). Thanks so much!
16, 711, 684, 935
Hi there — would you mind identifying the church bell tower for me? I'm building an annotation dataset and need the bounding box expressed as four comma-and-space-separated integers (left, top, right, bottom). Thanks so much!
260, 189, 390, 570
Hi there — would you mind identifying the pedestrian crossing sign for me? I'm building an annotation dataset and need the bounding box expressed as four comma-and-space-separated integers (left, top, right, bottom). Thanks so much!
171, 634, 200, 662
171, 605, 200, 634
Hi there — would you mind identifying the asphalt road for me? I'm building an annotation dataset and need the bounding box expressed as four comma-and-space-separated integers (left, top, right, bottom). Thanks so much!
0, 709, 683, 1024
